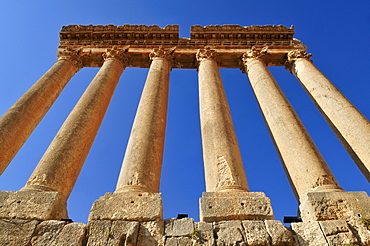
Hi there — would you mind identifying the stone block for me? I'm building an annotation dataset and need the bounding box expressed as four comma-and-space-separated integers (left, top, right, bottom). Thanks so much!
194, 222, 215, 245
0, 219, 40, 246
86, 220, 112, 246
348, 219, 370, 246
88, 192, 162, 221
200, 192, 273, 222
86, 220, 140, 246
291, 221, 328, 245
31, 220, 66, 245
319, 220, 359, 245
165, 237, 193, 246
137, 219, 165, 246
0, 190, 67, 220
165, 218, 194, 236
57, 223, 87, 246
299, 191, 370, 222
242, 220, 271, 245
214, 220, 245, 245
264, 220, 295, 246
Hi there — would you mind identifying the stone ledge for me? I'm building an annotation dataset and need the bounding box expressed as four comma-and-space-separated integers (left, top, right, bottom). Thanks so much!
88, 192, 162, 221
0, 190, 68, 220
199, 192, 274, 222
299, 191, 370, 222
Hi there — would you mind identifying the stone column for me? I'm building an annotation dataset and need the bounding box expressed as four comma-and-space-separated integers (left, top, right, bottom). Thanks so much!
17, 47, 127, 220
242, 47, 342, 199
287, 50, 370, 182
197, 48, 273, 222
0, 47, 82, 174
242, 47, 370, 222
89, 47, 173, 222
115, 47, 172, 193
197, 48, 248, 193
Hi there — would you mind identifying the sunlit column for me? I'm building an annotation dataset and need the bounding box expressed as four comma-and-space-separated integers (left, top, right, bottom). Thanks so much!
287, 50, 370, 182
22, 47, 127, 203
197, 48, 249, 192
242, 47, 343, 199
115, 47, 172, 193
0, 48, 82, 174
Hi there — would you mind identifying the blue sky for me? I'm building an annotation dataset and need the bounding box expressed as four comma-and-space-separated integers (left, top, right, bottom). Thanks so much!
0, 1, 369, 224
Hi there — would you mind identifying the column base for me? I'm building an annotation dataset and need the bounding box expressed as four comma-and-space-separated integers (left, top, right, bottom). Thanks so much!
0, 190, 68, 220
299, 191, 370, 222
88, 192, 162, 222
199, 192, 274, 222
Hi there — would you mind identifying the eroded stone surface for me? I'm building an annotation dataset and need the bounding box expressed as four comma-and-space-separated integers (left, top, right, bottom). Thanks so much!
348, 219, 370, 246
299, 191, 370, 222
291, 221, 328, 246
242, 220, 271, 245
31, 220, 66, 245
88, 192, 162, 221
194, 222, 215, 246
57, 223, 87, 246
0, 190, 67, 220
137, 219, 165, 246
86, 220, 112, 246
319, 220, 358, 246
165, 218, 194, 237
0, 219, 39, 246
200, 192, 274, 222
214, 220, 245, 245
165, 237, 193, 246
264, 220, 295, 246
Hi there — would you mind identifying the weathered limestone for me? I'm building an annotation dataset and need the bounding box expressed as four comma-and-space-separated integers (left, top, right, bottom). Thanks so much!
197, 48, 274, 222
88, 192, 162, 221
165, 218, 195, 237
0, 48, 82, 174
20, 47, 126, 218
242, 47, 343, 199
288, 50, 370, 181
197, 48, 248, 193
299, 191, 370, 222
116, 47, 172, 193
264, 220, 295, 246
200, 192, 273, 222
31, 220, 66, 245
0, 219, 39, 246
0, 190, 67, 220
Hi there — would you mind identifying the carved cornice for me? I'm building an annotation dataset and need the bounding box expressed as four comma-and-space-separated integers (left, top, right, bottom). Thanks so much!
102, 46, 130, 66
57, 47, 83, 69
196, 47, 218, 62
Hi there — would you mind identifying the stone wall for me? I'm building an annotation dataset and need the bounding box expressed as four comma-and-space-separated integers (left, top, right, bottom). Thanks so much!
1, 217, 370, 245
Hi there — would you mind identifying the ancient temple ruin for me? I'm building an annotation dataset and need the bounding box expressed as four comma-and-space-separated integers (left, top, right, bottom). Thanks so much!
0, 24, 369, 245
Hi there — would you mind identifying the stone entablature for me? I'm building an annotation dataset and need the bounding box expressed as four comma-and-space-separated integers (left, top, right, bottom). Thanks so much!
58, 24, 305, 68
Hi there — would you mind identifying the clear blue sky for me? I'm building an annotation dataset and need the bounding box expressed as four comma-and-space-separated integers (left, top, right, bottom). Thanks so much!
0, 1, 369, 224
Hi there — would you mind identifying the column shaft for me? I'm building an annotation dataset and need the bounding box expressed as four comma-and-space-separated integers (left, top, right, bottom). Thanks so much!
289, 54, 370, 181
0, 58, 80, 174
243, 54, 342, 199
23, 57, 124, 202
116, 54, 170, 193
198, 51, 249, 192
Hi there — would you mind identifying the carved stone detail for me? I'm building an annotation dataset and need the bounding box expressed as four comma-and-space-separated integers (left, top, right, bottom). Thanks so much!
102, 46, 130, 66
287, 49, 312, 61
242, 46, 268, 61
196, 47, 218, 62
215, 156, 241, 189
57, 47, 83, 69
149, 47, 175, 61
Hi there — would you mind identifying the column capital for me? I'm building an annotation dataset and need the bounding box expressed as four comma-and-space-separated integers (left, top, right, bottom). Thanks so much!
285, 49, 312, 72
57, 47, 83, 69
196, 47, 218, 62
149, 47, 175, 60
241, 46, 268, 73
103, 46, 130, 66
